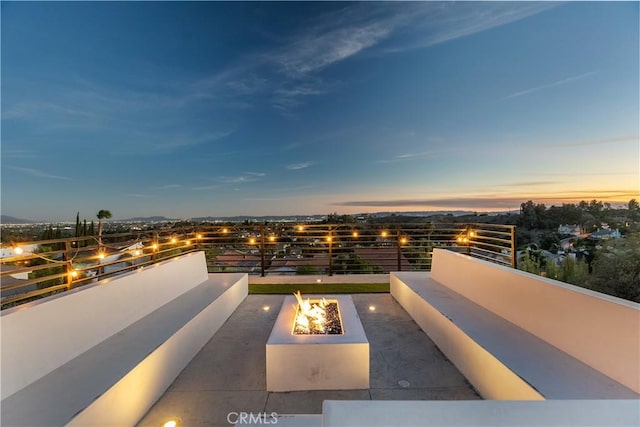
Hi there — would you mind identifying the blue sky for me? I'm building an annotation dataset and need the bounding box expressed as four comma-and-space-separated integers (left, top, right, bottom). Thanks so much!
2, 1, 638, 221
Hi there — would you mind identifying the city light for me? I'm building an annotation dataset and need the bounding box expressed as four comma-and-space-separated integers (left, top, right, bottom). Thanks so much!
14, 246, 23, 255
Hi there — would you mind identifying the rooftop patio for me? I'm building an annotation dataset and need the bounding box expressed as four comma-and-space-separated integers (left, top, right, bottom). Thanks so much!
137, 293, 480, 427
1, 226, 638, 427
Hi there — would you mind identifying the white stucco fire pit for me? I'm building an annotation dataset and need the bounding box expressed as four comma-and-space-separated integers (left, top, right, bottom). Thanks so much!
266, 294, 369, 391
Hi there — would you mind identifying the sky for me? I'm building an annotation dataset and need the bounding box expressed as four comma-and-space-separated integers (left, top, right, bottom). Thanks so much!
1, 1, 638, 221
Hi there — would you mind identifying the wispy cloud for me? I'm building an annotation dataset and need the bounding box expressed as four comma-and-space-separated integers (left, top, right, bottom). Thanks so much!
379, 2, 557, 54
502, 71, 597, 100
9, 166, 72, 180
334, 190, 638, 210
215, 172, 266, 184
191, 184, 222, 191
154, 130, 234, 152
375, 151, 438, 164
272, 78, 334, 112
287, 161, 314, 170
153, 184, 183, 190
544, 135, 638, 148
271, 21, 392, 77
1, 100, 103, 121
187, 2, 555, 115
126, 193, 154, 198
1, 149, 38, 159
500, 181, 560, 187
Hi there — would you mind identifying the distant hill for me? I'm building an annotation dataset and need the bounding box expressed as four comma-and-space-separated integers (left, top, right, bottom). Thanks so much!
192, 215, 326, 222
1, 215, 34, 224
122, 216, 176, 222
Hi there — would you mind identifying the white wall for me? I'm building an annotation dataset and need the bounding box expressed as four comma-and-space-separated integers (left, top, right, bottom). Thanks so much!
1, 251, 209, 400
430, 248, 640, 393
67, 273, 248, 427
390, 274, 544, 400
322, 400, 640, 427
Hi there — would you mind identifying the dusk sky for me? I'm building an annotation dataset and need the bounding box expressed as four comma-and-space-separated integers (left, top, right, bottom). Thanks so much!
2, 1, 638, 221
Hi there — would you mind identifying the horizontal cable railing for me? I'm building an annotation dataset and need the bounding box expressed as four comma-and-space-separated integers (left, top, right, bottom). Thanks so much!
1, 222, 515, 309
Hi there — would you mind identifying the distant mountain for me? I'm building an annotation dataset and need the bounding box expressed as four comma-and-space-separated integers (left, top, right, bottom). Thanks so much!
1, 215, 35, 224
192, 215, 326, 222
121, 216, 176, 222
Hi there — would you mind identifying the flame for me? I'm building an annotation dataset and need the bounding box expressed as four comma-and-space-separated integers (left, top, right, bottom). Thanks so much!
293, 291, 328, 333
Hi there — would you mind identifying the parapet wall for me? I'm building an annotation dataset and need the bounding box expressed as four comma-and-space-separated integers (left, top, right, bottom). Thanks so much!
430, 248, 640, 393
1, 251, 209, 400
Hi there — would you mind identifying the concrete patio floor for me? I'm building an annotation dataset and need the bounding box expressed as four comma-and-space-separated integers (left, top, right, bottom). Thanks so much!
137, 294, 480, 427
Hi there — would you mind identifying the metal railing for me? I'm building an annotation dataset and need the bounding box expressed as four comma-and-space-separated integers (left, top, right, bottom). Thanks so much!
1, 222, 515, 309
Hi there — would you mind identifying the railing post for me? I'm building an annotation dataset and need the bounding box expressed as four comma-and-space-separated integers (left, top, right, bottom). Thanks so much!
260, 225, 266, 277
152, 232, 158, 262
396, 225, 402, 271
328, 225, 333, 276
511, 225, 517, 269
64, 240, 74, 289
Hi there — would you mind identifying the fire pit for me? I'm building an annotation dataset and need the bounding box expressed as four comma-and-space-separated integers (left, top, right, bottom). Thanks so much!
292, 291, 343, 335
266, 293, 369, 392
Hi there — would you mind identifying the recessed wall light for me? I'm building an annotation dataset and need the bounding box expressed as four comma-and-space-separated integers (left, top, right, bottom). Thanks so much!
161, 417, 182, 427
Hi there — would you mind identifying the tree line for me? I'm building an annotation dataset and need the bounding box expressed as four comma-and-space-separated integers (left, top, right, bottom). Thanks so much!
518, 199, 639, 231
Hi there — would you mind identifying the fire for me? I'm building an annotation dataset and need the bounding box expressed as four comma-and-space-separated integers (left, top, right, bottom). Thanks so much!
293, 291, 328, 334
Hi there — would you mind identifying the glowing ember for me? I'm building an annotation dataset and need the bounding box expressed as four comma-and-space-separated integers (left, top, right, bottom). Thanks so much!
292, 291, 343, 335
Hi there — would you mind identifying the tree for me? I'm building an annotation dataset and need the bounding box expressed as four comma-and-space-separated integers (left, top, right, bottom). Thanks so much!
96, 209, 112, 245
545, 256, 589, 286
629, 199, 640, 221
588, 234, 640, 302
519, 201, 538, 230
75, 212, 81, 238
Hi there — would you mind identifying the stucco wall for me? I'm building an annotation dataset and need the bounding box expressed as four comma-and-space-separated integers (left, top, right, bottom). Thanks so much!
430, 248, 640, 393
1, 251, 209, 399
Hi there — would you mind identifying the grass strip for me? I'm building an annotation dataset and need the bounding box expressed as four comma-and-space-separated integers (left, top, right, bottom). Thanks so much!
249, 282, 389, 295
